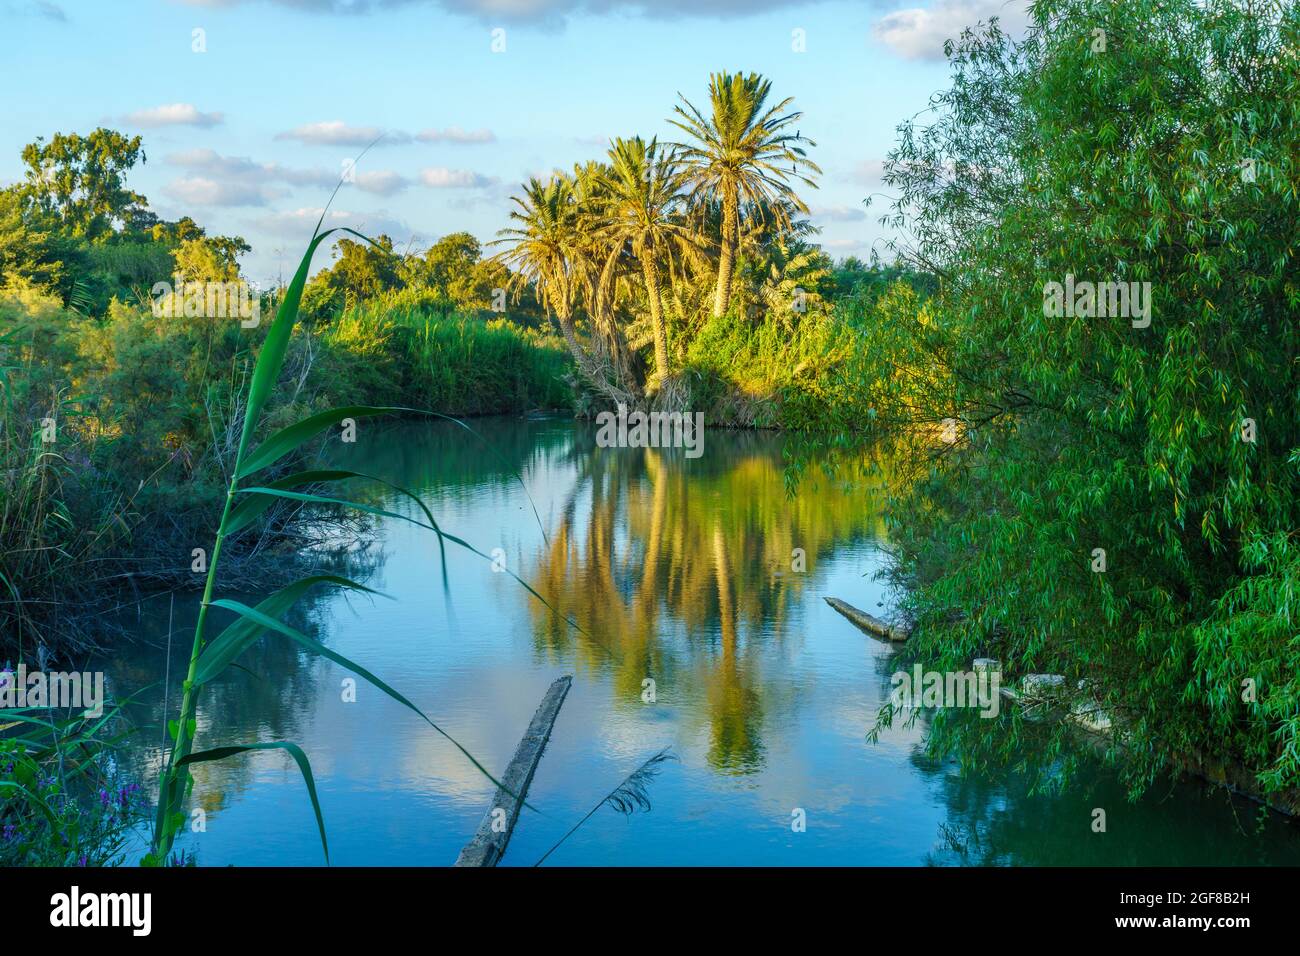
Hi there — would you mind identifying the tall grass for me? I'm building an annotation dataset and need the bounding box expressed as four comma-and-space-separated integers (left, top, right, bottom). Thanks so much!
319, 299, 572, 415
147, 226, 565, 865
0, 287, 132, 656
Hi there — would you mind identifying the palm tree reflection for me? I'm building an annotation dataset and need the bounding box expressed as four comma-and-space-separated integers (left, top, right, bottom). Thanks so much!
528, 432, 879, 774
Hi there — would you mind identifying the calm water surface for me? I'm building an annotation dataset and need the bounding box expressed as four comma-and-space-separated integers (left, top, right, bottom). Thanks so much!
100, 419, 1300, 866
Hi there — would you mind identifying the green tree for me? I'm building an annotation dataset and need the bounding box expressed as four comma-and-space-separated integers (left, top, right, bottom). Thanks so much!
172, 234, 251, 283
301, 234, 404, 318
496, 175, 635, 404
594, 136, 698, 384
869, 0, 1300, 801
414, 232, 492, 314
422, 232, 479, 290
0, 186, 78, 294
20, 129, 147, 241
670, 72, 820, 318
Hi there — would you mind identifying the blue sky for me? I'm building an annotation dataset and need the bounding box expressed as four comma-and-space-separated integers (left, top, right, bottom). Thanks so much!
1, 0, 1028, 286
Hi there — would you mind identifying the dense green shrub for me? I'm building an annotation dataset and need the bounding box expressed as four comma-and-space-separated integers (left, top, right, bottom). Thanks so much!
0, 281, 574, 654
860, 0, 1300, 803
316, 300, 572, 414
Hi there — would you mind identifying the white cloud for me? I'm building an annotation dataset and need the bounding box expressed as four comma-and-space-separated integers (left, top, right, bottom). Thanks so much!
351, 170, 410, 196
166, 148, 337, 188
164, 176, 281, 207
162, 149, 355, 205
811, 204, 868, 223
275, 121, 410, 147
123, 103, 224, 128
250, 206, 421, 242
419, 167, 495, 188
176, 0, 827, 23
872, 0, 1028, 62
416, 126, 496, 144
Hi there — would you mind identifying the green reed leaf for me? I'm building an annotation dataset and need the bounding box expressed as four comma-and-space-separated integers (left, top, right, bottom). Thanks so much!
195, 574, 386, 686
179, 742, 329, 865
206, 597, 535, 812
237, 406, 406, 480
223, 469, 361, 537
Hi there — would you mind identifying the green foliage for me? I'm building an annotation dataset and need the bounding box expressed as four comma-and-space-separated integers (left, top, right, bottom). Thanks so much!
317, 299, 572, 413
0, 187, 79, 296
412, 231, 511, 314
0, 703, 144, 866
313, 234, 402, 310
172, 234, 251, 283
298, 231, 530, 324
19, 128, 147, 241
829, 253, 938, 307
861, 0, 1300, 801
682, 307, 839, 428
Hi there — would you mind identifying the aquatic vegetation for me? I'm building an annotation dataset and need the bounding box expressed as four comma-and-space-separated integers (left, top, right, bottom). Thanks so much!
146, 220, 558, 865
0, 700, 144, 866
534, 747, 676, 866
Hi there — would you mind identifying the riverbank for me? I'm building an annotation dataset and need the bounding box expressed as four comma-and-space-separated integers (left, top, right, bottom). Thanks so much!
1, 267, 898, 661
0, 284, 570, 658
842, 590, 1300, 821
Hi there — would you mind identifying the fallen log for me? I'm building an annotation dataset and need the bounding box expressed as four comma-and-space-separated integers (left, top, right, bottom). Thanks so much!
454, 674, 573, 867
825, 597, 910, 642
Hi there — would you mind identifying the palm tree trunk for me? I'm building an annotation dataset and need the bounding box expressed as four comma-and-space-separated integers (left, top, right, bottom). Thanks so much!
712, 198, 738, 318
642, 254, 670, 384
595, 256, 639, 395
554, 306, 636, 406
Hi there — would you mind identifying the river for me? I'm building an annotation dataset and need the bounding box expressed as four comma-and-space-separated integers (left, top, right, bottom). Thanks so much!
98, 418, 1300, 865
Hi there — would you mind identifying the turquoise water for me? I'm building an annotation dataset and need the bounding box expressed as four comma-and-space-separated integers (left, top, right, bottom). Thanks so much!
100, 418, 1300, 866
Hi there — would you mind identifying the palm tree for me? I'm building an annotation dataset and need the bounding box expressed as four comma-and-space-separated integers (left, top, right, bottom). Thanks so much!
669, 71, 821, 318
494, 175, 576, 325
493, 174, 635, 404
594, 136, 698, 386
570, 160, 638, 393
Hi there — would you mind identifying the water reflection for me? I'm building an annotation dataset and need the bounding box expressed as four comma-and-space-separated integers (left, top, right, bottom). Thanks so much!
84, 418, 1300, 866
524, 430, 882, 776
101, 544, 381, 842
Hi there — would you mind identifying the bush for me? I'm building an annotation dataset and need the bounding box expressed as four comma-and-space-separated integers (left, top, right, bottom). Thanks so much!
860, 0, 1300, 804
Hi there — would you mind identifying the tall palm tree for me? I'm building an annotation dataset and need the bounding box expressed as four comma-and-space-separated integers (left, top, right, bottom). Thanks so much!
493, 174, 635, 404
594, 136, 698, 385
570, 160, 638, 392
494, 175, 576, 325
669, 71, 821, 318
